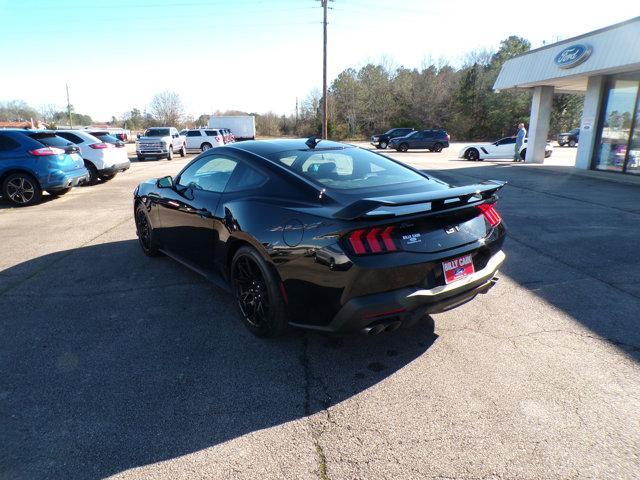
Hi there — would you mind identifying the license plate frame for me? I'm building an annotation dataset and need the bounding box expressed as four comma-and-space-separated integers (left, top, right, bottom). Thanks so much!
442, 253, 475, 285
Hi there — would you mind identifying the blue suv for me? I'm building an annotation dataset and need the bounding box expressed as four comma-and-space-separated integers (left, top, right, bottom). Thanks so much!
0, 130, 89, 206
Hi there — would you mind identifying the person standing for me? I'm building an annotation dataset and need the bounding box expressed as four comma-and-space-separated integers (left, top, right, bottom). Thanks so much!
514, 123, 527, 162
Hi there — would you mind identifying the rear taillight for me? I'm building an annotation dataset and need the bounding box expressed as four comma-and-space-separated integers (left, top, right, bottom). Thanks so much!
29, 147, 64, 156
89, 142, 113, 149
477, 203, 501, 227
347, 226, 398, 255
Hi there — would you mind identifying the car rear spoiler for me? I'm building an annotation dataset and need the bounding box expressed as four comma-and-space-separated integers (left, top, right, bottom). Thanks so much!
332, 180, 506, 220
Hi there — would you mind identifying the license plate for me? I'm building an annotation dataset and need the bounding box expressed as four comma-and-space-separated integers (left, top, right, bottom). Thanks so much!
442, 253, 475, 284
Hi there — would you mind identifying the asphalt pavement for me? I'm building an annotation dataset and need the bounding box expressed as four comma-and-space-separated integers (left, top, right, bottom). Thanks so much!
1, 144, 638, 479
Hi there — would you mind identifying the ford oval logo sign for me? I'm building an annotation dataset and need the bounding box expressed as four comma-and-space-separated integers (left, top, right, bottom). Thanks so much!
555, 44, 592, 69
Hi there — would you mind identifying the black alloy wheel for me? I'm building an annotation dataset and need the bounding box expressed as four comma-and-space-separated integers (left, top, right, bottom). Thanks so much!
231, 246, 287, 337
135, 204, 161, 256
85, 162, 99, 185
2, 173, 42, 206
398, 143, 409, 152
466, 148, 479, 161
568, 139, 577, 147
432, 142, 443, 153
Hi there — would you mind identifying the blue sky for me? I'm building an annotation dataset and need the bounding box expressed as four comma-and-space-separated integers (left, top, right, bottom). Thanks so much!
0, 0, 637, 121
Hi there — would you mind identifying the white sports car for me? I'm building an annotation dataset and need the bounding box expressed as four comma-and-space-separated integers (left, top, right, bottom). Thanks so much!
458, 137, 553, 161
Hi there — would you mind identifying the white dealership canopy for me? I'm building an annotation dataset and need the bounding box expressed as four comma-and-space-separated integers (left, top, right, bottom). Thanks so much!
494, 17, 640, 171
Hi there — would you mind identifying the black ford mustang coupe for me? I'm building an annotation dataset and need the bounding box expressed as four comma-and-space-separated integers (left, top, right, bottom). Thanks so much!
134, 138, 506, 337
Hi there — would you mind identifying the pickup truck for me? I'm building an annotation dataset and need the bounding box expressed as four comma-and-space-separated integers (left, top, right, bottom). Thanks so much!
136, 127, 186, 161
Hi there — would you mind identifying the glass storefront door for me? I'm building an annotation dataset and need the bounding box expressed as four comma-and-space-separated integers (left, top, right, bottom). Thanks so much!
593, 78, 640, 173
626, 94, 640, 175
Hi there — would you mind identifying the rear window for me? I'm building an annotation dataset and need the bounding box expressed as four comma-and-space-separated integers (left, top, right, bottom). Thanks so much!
93, 133, 120, 144
27, 133, 74, 148
267, 147, 425, 190
205, 130, 219, 136
145, 128, 170, 137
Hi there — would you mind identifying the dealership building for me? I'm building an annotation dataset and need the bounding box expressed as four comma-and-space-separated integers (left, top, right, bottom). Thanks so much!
494, 16, 640, 176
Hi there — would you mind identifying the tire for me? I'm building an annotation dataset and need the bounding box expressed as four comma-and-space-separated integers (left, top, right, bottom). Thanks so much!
432, 142, 443, 153
200, 142, 212, 152
568, 139, 577, 147
231, 246, 288, 337
398, 143, 409, 152
167, 146, 174, 161
48, 187, 71, 196
465, 148, 479, 161
99, 173, 117, 182
2, 173, 42, 206
134, 203, 161, 257
137, 155, 145, 161
520, 148, 527, 161
180, 144, 186, 157
84, 162, 99, 185
379, 141, 388, 149
558, 142, 565, 147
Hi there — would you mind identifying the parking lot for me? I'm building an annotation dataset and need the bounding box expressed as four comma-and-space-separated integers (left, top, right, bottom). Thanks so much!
1, 144, 639, 479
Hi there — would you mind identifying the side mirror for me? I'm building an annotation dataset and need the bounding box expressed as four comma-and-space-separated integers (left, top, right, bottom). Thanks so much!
157, 176, 173, 189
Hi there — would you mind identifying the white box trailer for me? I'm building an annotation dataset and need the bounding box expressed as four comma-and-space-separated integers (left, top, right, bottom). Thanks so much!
208, 115, 256, 141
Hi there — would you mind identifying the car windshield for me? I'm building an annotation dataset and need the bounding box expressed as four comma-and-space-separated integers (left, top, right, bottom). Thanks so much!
144, 128, 170, 137
266, 147, 426, 190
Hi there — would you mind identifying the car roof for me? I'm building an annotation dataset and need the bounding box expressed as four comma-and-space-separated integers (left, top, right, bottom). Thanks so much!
228, 138, 348, 157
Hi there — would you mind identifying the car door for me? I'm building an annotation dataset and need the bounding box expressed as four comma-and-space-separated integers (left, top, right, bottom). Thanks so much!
170, 128, 180, 149
409, 131, 428, 149
488, 137, 516, 158
185, 130, 202, 150
156, 154, 239, 271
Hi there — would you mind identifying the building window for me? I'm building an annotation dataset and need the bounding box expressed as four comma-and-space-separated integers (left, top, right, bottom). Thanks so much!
594, 78, 640, 173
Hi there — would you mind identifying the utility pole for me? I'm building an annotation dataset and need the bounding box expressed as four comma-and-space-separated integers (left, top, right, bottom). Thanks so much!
321, 0, 328, 139
65, 83, 73, 128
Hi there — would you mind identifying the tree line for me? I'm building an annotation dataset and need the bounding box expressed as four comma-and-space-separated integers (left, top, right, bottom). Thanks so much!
1, 36, 583, 140
256, 36, 583, 140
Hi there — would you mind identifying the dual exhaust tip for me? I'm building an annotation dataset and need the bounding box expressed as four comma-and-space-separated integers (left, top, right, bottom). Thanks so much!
363, 320, 402, 335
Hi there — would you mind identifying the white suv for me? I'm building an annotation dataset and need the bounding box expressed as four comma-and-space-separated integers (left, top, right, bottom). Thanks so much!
184, 129, 225, 152
55, 130, 131, 185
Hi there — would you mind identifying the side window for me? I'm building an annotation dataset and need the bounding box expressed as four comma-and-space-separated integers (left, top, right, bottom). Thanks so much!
177, 156, 238, 193
186, 130, 202, 137
226, 163, 268, 192
0, 134, 20, 152
205, 130, 218, 136
57, 132, 84, 144
497, 137, 516, 145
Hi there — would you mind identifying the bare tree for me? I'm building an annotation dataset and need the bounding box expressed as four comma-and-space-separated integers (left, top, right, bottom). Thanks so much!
149, 91, 184, 126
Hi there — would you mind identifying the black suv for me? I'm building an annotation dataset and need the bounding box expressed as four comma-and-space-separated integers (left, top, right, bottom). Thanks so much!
370, 128, 414, 149
557, 128, 579, 147
389, 129, 450, 152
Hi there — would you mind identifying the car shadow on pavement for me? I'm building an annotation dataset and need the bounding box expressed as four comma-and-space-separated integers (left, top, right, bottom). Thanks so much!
0, 240, 438, 479
420, 163, 640, 362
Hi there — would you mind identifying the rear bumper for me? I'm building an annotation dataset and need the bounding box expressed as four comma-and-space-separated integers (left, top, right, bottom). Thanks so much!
99, 161, 130, 175
43, 167, 90, 190
293, 250, 506, 333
